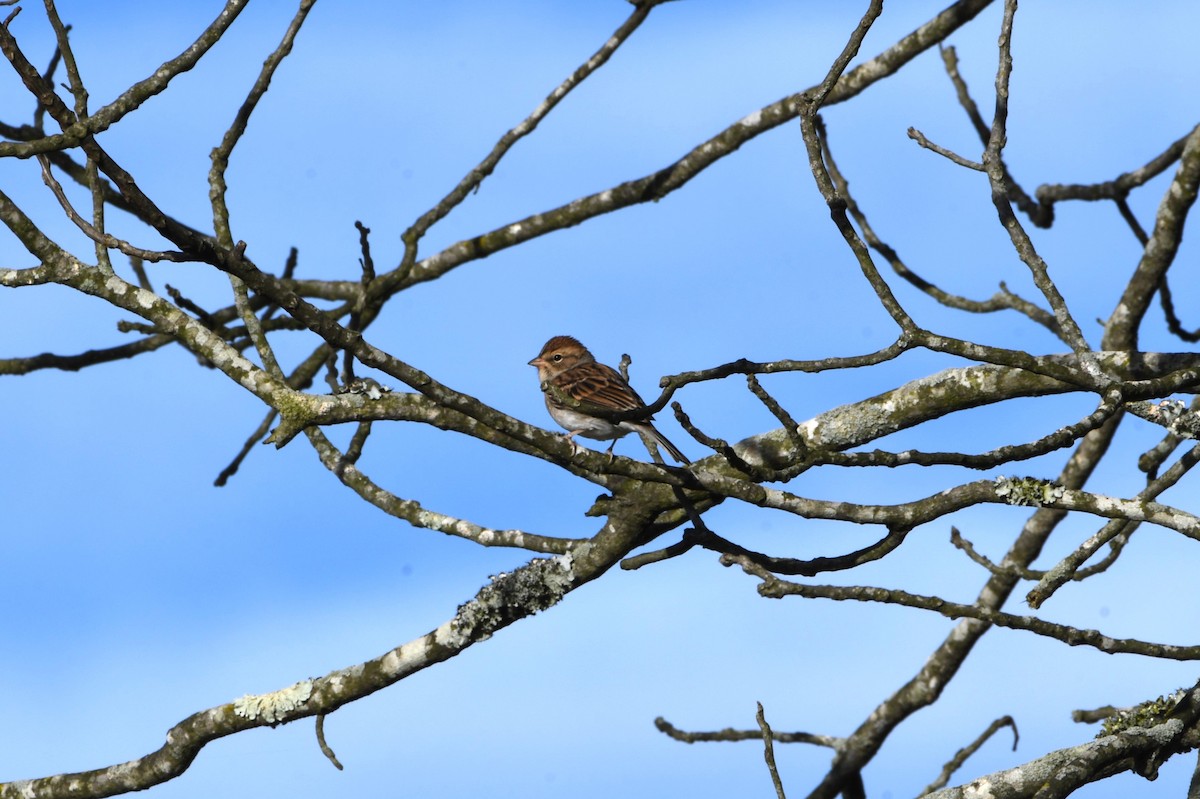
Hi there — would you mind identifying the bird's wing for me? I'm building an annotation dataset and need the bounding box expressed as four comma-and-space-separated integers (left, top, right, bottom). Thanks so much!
560, 363, 646, 413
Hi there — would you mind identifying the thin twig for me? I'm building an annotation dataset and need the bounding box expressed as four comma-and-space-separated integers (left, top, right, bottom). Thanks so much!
815, 388, 1122, 471
214, 408, 279, 487
950, 526, 1043, 580
0, 335, 174, 376
210, 0, 317, 245
304, 426, 580, 553
939, 43, 1047, 226
983, 0, 1090, 352
757, 702, 788, 799
907, 126, 984, 170
653, 716, 842, 748
315, 714, 343, 770
824, 117, 1061, 337
735, 556, 1200, 660
35, 155, 188, 262
1035, 128, 1194, 212
398, 0, 664, 275
745, 375, 807, 456
919, 716, 1018, 796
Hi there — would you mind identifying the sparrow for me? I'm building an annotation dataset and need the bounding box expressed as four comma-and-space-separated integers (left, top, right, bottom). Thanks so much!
529, 335, 690, 464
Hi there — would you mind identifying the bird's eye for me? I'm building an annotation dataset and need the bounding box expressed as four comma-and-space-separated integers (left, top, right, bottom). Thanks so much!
552, 354, 562, 362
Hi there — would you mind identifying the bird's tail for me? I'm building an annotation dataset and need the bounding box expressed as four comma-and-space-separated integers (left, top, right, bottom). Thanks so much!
646, 424, 690, 465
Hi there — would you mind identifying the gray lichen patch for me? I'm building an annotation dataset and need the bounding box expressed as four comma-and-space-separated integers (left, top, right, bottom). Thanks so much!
994, 476, 1064, 507
452, 556, 575, 641
232, 679, 314, 724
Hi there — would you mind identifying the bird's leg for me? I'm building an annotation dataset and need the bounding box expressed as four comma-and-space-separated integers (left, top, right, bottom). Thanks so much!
560, 430, 585, 457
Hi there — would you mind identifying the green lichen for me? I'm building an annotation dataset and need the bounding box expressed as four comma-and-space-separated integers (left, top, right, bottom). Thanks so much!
1098, 690, 1187, 738
994, 475, 1064, 506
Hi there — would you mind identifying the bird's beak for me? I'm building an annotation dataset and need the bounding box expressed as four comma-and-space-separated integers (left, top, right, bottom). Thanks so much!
528, 356, 545, 368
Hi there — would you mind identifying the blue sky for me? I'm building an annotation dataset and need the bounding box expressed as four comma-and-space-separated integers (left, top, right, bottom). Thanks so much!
3, 2, 1200, 797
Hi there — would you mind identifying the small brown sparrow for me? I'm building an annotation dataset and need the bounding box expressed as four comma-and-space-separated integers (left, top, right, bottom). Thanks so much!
529, 335, 690, 464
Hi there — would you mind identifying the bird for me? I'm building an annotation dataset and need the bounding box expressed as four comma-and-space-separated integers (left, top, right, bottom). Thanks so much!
528, 335, 690, 464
